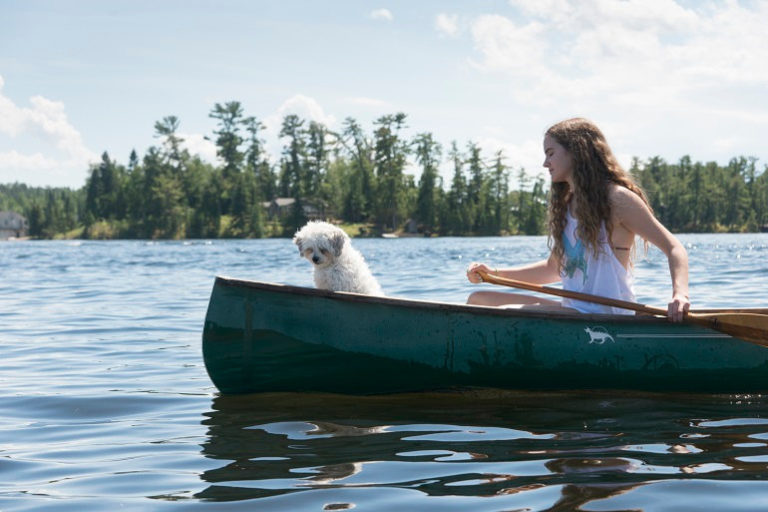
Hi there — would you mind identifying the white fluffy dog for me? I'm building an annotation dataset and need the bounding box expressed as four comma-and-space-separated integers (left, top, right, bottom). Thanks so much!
293, 221, 383, 296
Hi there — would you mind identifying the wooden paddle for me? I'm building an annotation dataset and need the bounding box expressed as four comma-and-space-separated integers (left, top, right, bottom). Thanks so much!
477, 270, 768, 347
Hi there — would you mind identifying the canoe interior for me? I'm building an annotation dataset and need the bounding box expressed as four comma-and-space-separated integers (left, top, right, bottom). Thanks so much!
203, 277, 768, 394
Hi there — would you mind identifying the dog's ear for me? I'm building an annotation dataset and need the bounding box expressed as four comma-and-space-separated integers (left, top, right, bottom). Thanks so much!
330, 230, 347, 256
292, 234, 303, 253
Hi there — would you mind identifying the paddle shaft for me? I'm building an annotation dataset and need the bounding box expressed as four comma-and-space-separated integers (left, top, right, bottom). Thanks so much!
477, 271, 665, 316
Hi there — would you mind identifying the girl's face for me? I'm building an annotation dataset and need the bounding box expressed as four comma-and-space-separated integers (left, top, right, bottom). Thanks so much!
543, 134, 573, 185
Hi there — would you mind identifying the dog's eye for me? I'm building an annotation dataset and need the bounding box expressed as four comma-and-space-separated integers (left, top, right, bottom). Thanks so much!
303, 249, 313, 257
320, 249, 329, 255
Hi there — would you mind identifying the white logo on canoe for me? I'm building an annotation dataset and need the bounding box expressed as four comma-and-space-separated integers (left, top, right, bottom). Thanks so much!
584, 327, 615, 344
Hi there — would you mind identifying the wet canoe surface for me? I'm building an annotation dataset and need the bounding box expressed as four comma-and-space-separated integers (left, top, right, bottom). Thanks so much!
203, 277, 768, 394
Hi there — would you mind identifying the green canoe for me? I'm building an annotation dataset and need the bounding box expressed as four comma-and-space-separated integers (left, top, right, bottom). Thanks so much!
203, 276, 768, 394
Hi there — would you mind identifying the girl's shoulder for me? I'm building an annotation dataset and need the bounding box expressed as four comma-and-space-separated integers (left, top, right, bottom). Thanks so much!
608, 183, 643, 204
608, 184, 650, 218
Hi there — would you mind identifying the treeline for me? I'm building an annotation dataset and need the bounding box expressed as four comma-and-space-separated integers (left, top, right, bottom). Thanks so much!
1, 102, 766, 238
0, 183, 84, 236
4, 103, 549, 239
631, 155, 768, 233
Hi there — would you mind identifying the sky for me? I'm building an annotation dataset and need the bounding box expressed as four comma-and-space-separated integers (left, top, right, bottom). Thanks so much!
1, 0, 767, 189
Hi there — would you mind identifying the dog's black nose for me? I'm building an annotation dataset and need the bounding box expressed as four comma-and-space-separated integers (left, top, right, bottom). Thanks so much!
312, 255, 320, 263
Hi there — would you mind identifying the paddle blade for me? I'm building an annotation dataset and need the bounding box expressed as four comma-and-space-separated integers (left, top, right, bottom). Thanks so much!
688, 312, 768, 347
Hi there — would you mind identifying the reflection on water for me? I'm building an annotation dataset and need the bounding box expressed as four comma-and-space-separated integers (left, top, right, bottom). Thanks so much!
197, 390, 768, 510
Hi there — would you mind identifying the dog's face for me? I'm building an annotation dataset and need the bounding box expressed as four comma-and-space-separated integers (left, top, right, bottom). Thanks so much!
293, 221, 348, 268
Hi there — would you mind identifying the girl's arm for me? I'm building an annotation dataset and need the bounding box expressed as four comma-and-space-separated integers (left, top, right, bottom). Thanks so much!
611, 186, 690, 322
467, 254, 561, 285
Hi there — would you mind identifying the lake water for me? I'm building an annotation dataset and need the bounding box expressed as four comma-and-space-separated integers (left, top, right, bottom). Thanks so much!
1, 234, 768, 511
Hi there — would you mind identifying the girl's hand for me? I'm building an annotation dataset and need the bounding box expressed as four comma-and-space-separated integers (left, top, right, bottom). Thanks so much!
667, 293, 690, 323
466, 262, 494, 284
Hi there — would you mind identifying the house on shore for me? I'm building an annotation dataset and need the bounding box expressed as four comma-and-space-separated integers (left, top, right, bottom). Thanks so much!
262, 198, 334, 221
0, 211, 28, 240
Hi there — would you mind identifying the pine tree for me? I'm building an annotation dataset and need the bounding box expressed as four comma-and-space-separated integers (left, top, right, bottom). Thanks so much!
413, 132, 441, 233
279, 114, 307, 199
373, 113, 409, 230
339, 117, 375, 222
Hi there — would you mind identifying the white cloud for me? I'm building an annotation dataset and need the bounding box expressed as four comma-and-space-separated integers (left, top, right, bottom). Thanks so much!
27, 96, 94, 161
508, 0, 698, 32
260, 94, 338, 159
265, 94, 337, 133
370, 8, 393, 21
470, 15, 551, 80
0, 79, 25, 137
0, 75, 98, 187
0, 149, 89, 187
178, 132, 219, 163
471, 1, 768, 107
0, 149, 60, 169
435, 13, 460, 37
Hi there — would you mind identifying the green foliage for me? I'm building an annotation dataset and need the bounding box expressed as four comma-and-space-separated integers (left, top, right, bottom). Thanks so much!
373, 113, 410, 230
414, 132, 441, 233
337, 117, 376, 223
632, 155, 767, 232
1, 105, 765, 239
209, 102, 245, 179
0, 183, 82, 237
278, 114, 307, 199
439, 142, 471, 235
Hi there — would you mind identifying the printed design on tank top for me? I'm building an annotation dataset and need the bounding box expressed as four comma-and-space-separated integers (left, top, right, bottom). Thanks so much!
563, 233, 588, 284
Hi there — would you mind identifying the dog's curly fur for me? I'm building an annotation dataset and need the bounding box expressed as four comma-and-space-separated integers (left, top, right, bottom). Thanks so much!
293, 221, 383, 296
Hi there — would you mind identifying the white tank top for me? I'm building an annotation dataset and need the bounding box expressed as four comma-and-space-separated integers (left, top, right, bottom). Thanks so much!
560, 211, 635, 315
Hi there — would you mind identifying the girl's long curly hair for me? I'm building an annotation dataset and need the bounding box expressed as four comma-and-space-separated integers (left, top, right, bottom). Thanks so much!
546, 118, 650, 271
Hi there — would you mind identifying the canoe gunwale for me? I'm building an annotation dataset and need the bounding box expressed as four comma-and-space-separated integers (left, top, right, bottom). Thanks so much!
214, 276, 768, 318
214, 275, 666, 325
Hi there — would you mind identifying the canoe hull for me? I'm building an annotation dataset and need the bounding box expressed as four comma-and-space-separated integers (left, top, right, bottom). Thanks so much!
203, 277, 768, 394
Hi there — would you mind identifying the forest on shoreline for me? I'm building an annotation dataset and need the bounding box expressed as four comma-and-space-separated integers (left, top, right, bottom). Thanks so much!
2, 102, 767, 239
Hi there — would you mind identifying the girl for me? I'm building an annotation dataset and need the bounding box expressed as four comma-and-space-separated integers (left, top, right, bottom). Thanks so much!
466, 118, 690, 322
